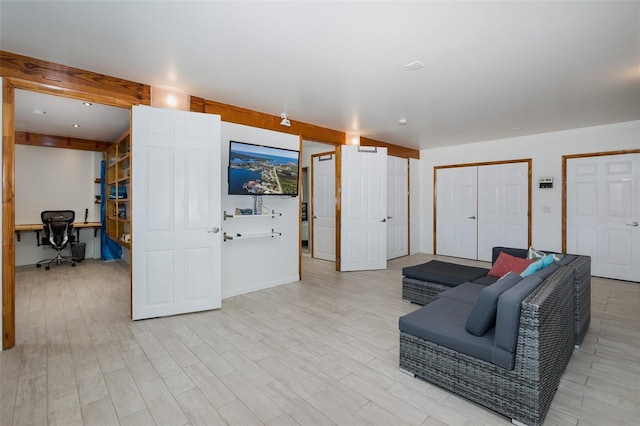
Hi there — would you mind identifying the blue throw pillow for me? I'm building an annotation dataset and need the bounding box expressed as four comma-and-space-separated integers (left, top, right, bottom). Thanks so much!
520, 254, 554, 277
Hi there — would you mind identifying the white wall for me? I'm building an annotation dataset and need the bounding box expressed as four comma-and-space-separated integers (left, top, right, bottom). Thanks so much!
221, 123, 300, 298
409, 157, 421, 255
301, 141, 335, 169
15, 145, 102, 265
419, 120, 640, 254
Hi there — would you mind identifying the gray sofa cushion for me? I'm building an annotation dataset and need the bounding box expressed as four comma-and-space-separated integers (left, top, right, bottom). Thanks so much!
465, 272, 523, 336
493, 275, 544, 354
556, 254, 577, 266
399, 298, 495, 363
402, 260, 489, 286
472, 275, 499, 285
438, 282, 486, 305
491, 247, 528, 264
531, 263, 560, 280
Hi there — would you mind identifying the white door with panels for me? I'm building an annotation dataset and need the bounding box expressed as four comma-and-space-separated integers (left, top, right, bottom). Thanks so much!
340, 145, 387, 271
436, 166, 478, 259
567, 154, 640, 281
387, 156, 409, 259
312, 152, 336, 262
477, 162, 529, 261
436, 162, 529, 261
131, 106, 222, 320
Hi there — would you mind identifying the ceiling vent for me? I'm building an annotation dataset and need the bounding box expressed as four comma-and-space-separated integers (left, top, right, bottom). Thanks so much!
405, 61, 424, 71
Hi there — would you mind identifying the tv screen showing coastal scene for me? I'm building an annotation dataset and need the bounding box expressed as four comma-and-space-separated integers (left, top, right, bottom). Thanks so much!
228, 141, 300, 196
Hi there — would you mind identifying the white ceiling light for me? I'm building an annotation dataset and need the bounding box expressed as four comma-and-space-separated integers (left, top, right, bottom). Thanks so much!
83, 102, 92, 106
32, 109, 46, 115
72, 123, 80, 128
398, 118, 408, 125
280, 113, 291, 127
405, 61, 424, 71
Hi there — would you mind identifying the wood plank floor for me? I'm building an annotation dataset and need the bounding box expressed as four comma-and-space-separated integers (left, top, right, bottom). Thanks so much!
1, 254, 638, 425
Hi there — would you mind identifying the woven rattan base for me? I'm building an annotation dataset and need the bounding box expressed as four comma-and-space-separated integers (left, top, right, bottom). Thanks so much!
402, 277, 450, 305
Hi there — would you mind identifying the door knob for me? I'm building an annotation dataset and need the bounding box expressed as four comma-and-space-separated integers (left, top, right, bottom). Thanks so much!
208, 227, 220, 233
381, 218, 387, 223
468, 216, 476, 219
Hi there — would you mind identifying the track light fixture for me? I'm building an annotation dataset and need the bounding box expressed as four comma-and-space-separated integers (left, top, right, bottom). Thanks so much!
280, 113, 291, 127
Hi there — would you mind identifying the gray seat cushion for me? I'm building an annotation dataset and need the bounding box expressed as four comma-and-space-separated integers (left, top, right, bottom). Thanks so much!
465, 272, 523, 336
402, 260, 489, 286
438, 282, 486, 305
472, 275, 499, 285
399, 298, 495, 363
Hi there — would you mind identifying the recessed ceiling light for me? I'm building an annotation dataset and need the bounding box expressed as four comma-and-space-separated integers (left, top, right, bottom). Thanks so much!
72, 124, 80, 128
83, 102, 93, 106
32, 109, 46, 115
405, 61, 424, 71
398, 118, 408, 125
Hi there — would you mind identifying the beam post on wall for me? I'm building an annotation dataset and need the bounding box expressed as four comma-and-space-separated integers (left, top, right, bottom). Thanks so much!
2, 79, 15, 349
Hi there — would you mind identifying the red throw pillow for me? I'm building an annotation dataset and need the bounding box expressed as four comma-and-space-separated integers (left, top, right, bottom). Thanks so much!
488, 252, 535, 277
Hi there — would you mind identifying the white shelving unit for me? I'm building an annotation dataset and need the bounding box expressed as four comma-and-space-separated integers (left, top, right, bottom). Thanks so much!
223, 210, 283, 242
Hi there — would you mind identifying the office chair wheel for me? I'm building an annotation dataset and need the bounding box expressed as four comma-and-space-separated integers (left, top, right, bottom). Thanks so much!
72, 261, 76, 267
45, 266, 50, 270
36, 264, 42, 268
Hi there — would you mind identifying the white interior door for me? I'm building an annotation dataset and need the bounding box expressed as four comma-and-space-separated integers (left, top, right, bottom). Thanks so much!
132, 106, 222, 320
436, 167, 478, 259
567, 154, 640, 281
340, 145, 387, 271
477, 162, 529, 261
387, 156, 409, 260
312, 153, 336, 261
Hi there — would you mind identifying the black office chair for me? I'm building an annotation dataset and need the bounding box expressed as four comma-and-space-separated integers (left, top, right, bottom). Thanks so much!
36, 210, 77, 270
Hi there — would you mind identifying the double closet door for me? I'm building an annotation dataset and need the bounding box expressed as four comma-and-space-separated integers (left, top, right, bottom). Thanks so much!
436, 162, 529, 262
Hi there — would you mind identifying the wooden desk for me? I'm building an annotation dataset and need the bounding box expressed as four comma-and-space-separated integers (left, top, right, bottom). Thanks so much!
15, 222, 102, 244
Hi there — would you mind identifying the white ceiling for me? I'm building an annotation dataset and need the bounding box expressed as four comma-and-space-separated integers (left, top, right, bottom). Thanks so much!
1, 1, 639, 150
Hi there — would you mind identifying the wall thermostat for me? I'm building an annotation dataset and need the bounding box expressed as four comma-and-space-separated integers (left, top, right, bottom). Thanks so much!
539, 177, 553, 189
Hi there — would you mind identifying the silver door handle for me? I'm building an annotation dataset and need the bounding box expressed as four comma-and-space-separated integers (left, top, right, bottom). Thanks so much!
208, 227, 220, 233
387, 216, 393, 219
381, 218, 387, 223
468, 216, 476, 219
626, 221, 639, 227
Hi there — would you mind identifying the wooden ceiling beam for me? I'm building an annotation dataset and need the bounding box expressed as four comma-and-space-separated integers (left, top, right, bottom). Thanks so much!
15, 131, 111, 152
0, 51, 150, 107
1, 51, 418, 159
198, 98, 420, 159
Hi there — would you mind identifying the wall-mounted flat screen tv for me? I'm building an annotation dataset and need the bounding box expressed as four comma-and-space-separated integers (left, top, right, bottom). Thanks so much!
228, 140, 300, 196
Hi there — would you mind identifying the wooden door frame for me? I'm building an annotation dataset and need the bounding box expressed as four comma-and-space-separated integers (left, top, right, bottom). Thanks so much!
561, 149, 640, 253
2, 76, 149, 349
433, 159, 533, 257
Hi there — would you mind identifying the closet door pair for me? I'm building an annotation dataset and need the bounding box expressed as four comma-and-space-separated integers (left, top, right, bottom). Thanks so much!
436, 162, 529, 262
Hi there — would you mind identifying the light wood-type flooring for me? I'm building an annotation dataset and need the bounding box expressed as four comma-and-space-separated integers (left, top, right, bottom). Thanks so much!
1, 254, 638, 425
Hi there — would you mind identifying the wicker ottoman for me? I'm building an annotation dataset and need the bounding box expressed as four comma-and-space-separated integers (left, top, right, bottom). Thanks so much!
402, 260, 489, 305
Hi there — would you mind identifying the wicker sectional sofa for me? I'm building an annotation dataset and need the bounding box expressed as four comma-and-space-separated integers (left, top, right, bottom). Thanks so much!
402, 247, 591, 347
399, 248, 591, 426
